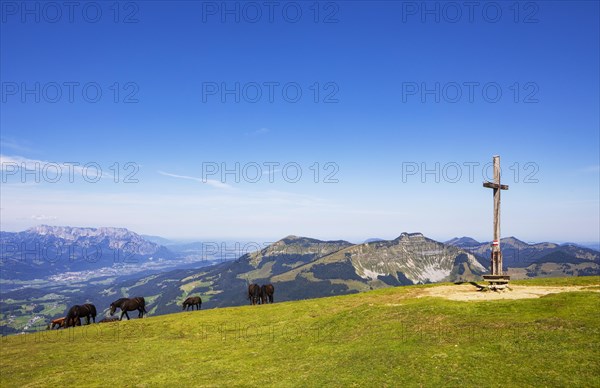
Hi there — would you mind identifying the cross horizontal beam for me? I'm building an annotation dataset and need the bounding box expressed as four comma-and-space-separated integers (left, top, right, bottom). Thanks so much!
483, 181, 509, 190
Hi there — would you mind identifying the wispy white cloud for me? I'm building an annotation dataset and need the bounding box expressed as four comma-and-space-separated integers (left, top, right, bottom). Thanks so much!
157, 170, 232, 189
29, 215, 58, 221
0, 138, 33, 153
246, 127, 270, 136
0, 154, 112, 178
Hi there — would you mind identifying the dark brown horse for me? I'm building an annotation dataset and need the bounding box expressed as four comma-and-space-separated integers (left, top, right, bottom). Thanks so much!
261, 284, 275, 304
65, 303, 96, 327
65, 316, 81, 328
248, 283, 261, 305
110, 297, 145, 315
110, 297, 147, 320
182, 296, 202, 311
47, 317, 66, 330
64, 306, 83, 327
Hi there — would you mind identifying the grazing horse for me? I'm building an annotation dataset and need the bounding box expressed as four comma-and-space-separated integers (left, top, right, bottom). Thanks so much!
182, 296, 202, 311
261, 284, 275, 304
81, 303, 97, 324
47, 317, 66, 330
110, 297, 148, 320
65, 316, 82, 328
248, 283, 261, 305
65, 303, 97, 327
112, 297, 147, 317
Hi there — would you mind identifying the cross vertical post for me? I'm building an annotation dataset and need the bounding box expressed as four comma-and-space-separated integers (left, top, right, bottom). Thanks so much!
482, 155, 510, 288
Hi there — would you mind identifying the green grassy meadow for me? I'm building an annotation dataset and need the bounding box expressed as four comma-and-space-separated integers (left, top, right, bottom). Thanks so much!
1, 276, 599, 387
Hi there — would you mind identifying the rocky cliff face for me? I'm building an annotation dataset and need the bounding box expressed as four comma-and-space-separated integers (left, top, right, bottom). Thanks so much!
348, 233, 485, 284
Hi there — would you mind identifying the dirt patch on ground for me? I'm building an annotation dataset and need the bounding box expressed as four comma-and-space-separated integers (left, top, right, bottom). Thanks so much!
418, 284, 600, 301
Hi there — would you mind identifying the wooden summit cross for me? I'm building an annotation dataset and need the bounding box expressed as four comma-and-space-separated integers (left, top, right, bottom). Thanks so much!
482, 155, 510, 289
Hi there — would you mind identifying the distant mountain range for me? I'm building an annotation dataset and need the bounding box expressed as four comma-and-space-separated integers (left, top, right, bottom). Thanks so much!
0, 225, 176, 280
2, 226, 598, 285
445, 236, 599, 278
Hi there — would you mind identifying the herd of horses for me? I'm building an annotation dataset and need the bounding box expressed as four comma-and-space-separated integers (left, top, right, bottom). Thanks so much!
46, 297, 149, 329
248, 283, 275, 305
46, 284, 276, 330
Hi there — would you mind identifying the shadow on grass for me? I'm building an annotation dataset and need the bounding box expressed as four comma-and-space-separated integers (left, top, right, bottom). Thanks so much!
453, 281, 486, 290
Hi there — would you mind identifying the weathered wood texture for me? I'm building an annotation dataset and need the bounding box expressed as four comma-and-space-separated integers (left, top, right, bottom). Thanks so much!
483, 155, 509, 277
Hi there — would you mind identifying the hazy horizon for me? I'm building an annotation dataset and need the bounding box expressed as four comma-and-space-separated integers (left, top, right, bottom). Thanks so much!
1, 223, 598, 248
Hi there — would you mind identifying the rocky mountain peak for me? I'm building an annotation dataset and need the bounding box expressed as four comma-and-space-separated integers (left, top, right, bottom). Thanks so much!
393, 232, 425, 242
22, 225, 161, 255
27, 225, 137, 240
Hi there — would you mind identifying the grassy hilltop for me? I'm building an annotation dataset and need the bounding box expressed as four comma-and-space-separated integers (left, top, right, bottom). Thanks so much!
1, 277, 599, 387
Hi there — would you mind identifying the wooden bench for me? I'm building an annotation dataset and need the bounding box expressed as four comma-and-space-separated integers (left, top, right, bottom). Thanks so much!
482, 275, 511, 291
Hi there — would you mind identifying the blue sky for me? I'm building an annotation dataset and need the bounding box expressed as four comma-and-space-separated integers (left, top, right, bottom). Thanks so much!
1, 1, 598, 243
